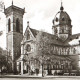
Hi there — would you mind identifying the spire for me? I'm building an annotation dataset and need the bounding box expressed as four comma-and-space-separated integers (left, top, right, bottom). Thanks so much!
60, 0, 64, 11
12, 0, 13, 5
27, 21, 29, 27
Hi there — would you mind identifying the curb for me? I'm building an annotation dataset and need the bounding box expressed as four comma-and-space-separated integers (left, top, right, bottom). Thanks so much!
0, 75, 80, 78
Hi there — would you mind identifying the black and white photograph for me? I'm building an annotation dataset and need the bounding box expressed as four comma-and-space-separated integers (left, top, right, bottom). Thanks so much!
0, 0, 80, 80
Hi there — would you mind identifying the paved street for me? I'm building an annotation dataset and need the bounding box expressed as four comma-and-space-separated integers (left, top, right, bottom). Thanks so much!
0, 77, 80, 80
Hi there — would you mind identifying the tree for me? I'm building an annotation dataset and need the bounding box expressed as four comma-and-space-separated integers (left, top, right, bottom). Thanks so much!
35, 31, 55, 76
0, 47, 12, 74
36, 31, 57, 60
0, 47, 7, 73
36, 31, 50, 58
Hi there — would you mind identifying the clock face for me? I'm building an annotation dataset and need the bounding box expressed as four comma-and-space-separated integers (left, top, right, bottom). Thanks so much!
26, 44, 31, 52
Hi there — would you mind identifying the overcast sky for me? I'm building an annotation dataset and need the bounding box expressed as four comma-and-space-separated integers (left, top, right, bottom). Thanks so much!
0, 0, 80, 49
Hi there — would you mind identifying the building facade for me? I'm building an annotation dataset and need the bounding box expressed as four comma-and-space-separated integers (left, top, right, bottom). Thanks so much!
18, 4, 80, 76
4, 2, 80, 76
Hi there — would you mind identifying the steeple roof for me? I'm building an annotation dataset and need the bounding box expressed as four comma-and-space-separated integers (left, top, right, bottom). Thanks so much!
53, 1, 71, 26
4, 2, 25, 15
60, 0, 64, 11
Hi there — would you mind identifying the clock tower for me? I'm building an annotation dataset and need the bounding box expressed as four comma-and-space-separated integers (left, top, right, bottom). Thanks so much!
4, 2, 25, 72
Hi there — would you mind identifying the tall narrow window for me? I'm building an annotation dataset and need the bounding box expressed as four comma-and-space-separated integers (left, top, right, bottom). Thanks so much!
8, 18, 11, 32
16, 18, 20, 32
27, 30, 30, 40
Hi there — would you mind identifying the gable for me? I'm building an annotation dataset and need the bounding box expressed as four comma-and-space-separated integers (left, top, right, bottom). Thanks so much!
23, 27, 36, 41
29, 28, 39, 37
23, 27, 80, 46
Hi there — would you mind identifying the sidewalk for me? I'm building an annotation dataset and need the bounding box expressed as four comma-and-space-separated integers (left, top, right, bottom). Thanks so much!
1, 74, 80, 79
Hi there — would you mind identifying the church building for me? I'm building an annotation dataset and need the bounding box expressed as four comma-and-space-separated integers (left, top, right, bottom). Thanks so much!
4, 1, 80, 76
17, 2, 80, 76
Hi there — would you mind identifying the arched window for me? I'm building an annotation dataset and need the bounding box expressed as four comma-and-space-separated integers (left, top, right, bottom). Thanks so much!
67, 48, 70, 55
27, 30, 30, 40
62, 17, 65, 21
16, 18, 20, 32
26, 44, 31, 52
8, 18, 11, 32
55, 28, 57, 34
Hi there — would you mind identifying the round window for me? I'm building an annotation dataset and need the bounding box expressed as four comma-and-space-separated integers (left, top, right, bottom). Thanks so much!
26, 44, 31, 52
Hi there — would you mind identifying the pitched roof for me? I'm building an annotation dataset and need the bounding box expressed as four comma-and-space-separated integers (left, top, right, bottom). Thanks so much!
29, 27, 69, 45
24, 27, 80, 46
29, 28, 39, 37
70, 33, 80, 39
67, 33, 80, 45
4, 5, 24, 15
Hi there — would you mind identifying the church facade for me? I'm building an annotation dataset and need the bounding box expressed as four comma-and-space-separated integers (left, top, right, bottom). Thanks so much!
18, 4, 80, 76
4, 2, 80, 76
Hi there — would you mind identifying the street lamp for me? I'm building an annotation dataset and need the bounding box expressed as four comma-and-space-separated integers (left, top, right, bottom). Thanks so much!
41, 55, 45, 77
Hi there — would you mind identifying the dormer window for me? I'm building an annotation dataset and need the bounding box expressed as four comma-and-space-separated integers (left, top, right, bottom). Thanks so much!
56, 17, 58, 22
62, 17, 65, 21
55, 28, 57, 34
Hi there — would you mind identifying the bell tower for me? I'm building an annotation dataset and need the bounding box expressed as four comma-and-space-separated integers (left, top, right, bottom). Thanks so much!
4, 2, 25, 72
52, 1, 72, 41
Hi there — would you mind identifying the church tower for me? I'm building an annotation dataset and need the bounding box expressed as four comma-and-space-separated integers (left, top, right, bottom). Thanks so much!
4, 2, 25, 71
52, 2, 72, 41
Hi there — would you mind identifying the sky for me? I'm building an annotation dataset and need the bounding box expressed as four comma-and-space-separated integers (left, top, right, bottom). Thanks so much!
0, 0, 80, 49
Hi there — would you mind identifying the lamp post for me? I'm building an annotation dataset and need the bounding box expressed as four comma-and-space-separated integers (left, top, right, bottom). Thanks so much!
41, 55, 45, 77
